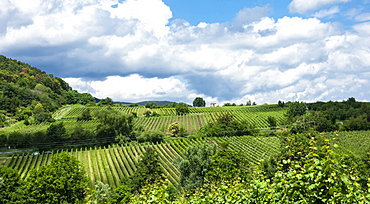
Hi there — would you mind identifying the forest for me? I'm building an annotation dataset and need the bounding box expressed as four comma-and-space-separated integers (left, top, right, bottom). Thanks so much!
1, 55, 370, 203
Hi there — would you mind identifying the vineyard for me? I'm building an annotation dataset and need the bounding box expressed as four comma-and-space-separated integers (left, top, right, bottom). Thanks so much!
3, 136, 281, 188
12, 105, 287, 135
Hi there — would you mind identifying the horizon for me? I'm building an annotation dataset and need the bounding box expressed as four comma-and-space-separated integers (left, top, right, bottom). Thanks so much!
1, 0, 369, 105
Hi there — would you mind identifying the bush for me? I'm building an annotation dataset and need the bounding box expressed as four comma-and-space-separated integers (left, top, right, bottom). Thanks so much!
137, 131, 164, 144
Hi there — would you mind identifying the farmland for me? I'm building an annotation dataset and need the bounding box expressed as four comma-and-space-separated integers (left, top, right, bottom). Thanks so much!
4, 129, 370, 190
11, 104, 287, 136
3, 135, 281, 188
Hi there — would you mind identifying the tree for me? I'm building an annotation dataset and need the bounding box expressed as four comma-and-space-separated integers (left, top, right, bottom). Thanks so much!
175, 143, 216, 191
46, 122, 68, 145
93, 181, 111, 204
200, 113, 254, 137
0, 166, 26, 204
168, 122, 180, 137
193, 97, 206, 107
33, 112, 55, 124
129, 147, 164, 192
286, 101, 307, 120
77, 108, 92, 121
99, 97, 114, 105
266, 116, 277, 128
110, 183, 132, 204
278, 100, 285, 107
145, 102, 157, 109
175, 102, 189, 115
206, 144, 250, 182
137, 130, 164, 144
143, 110, 152, 117
26, 152, 88, 204
95, 110, 136, 144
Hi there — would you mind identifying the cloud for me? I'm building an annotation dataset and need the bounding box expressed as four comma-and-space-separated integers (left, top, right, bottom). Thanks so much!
231, 5, 271, 31
1, 0, 370, 105
312, 6, 340, 18
63, 74, 191, 102
345, 8, 370, 22
289, 0, 350, 14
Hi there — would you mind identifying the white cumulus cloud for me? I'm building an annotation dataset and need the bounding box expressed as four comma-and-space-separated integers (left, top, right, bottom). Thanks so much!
289, 0, 350, 14
1, 0, 370, 105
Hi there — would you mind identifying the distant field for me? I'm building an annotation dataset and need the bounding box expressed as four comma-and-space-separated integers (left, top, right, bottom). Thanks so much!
3, 136, 281, 188
8, 105, 287, 135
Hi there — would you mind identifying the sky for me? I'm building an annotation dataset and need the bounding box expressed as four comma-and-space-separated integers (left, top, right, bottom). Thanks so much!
1, 0, 370, 106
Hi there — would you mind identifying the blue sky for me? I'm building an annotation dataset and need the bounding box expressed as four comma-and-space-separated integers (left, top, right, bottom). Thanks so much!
1, 0, 370, 105
163, 0, 290, 24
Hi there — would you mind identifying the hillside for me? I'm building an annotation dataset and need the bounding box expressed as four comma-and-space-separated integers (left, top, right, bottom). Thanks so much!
0, 55, 95, 127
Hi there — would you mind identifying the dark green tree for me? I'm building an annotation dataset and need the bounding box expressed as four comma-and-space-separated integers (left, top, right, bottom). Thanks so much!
137, 130, 164, 144
33, 112, 55, 124
95, 110, 135, 144
77, 108, 92, 121
129, 147, 164, 192
286, 101, 307, 120
193, 97, 206, 107
0, 166, 26, 204
99, 97, 114, 105
110, 183, 132, 204
206, 143, 250, 182
26, 152, 88, 204
46, 122, 68, 145
175, 143, 216, 191
278, 100, 285, 107
145, 102, 157, 109
266, 116, 277, 128
175, 102, 189, 115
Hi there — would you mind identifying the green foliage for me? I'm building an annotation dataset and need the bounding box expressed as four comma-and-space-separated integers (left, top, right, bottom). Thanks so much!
77, 108, 92, 121
145, 102, 157, 109
278, 100, 285, 107
99, 97, 114, 105
265, 138, 368, 203
93, 181, 112, 204
137, 130, 164, 144
206, 146, 251, 183
168, 122, 180, 137
0, 166, 26, 204
0, 55, 95, 119
175, 143, 217, 191
341, 114, 370, 131
110, 183, 132, 204
33, 112, 55, 124
129, 181, 176, 204
129, 147, 164, 192
144, 110, 152, 117
175, 102, 189, 115
266, 116, 277, 128
192, 97, 206, 107
46, 122, 68, 145
96, 109, 136, 144
25, 152, 88, 204
71, 123, 92, 142
200, 113, 254, 137
286, 101, 307, 119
